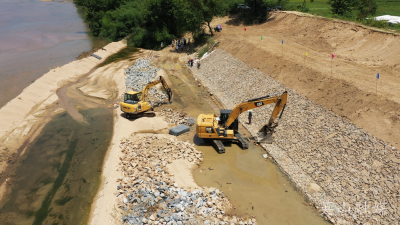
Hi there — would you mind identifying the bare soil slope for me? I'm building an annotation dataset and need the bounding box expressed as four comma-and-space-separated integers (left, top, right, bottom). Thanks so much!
211, 12, 400, 149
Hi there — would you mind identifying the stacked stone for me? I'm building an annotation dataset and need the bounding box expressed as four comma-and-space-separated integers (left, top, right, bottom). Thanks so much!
191, 49, 400, 225
125, 59, 169, 107
160, 109, 196, 126
117, 134, 256, 225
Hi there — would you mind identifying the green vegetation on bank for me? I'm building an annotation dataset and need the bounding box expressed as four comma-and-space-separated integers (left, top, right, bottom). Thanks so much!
74, 0, 227, 49
286, 0, 400, 30
74, 0, 400, 50
99, 46, 139, 67
74, 0, 287, 49
287, 0, 400, 17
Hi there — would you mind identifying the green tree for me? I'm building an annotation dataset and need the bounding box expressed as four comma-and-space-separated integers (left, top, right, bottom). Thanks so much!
356, 0, 377, 19
191, 0, 227, 36
100, 1, 148, 41
240, 0, 270, 24
330, 0, 357, 16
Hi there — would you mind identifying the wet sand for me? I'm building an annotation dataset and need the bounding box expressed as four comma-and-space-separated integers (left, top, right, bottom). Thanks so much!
0, 108, 113, 225
0, 40, 126, 204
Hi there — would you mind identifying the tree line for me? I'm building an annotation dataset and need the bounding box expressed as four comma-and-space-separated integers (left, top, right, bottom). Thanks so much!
73, 0, 286, 49
73, 0, 232, 49
330, 0, 378, 19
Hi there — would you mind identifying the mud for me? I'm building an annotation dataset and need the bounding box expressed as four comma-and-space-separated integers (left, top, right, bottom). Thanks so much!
0, 51, 129, 224
153, 53, 329, 224
193, 140, 329, 225
0, 108, 113, 225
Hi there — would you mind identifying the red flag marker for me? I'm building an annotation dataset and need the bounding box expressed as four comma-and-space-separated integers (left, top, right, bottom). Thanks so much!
331, 53, 335, 76
244, 28, 247, 31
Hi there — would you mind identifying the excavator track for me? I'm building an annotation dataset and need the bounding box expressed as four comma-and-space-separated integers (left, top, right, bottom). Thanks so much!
235, 133, 249, 150
125, 112, 156, 119
212, 140, 225, 154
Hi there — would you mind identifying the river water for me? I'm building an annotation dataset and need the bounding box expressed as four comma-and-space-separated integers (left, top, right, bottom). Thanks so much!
0, 1, 114, 224
0, 0, 107, 108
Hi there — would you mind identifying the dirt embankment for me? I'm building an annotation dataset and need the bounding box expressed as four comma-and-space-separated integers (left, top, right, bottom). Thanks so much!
211, 12, 400, 151
194, 49, 400, 224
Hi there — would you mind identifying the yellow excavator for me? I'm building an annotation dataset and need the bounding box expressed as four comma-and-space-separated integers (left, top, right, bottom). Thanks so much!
196, 91, 288, 153
120, 76, 172, 119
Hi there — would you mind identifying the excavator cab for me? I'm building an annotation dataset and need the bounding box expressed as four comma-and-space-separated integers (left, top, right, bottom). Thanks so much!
124, 91, 142, 104
219, 110, 239, 131
120, 76, 173, 119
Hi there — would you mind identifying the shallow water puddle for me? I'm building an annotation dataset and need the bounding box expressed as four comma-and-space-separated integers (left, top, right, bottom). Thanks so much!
193, 139, 330, 225
0, 109, 113, 225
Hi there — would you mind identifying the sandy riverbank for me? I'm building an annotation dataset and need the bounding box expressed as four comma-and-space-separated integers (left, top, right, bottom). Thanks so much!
0, 40, 126, 201
88, 50, 260, 224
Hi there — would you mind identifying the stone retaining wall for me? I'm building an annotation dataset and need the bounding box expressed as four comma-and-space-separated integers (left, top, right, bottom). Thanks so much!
191, 49, 400, 225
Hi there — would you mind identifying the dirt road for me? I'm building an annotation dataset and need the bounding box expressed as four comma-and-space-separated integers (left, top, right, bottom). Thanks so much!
210, 12, 400, 150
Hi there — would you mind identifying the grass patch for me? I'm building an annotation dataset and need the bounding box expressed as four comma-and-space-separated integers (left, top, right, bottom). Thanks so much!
287, 0, 400, 17
286, 0, 400, 31
98, 46, 140, 67
197, 37, 215, 58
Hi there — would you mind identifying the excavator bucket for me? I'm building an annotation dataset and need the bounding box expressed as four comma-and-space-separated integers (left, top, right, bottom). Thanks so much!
256, 124, 274, 144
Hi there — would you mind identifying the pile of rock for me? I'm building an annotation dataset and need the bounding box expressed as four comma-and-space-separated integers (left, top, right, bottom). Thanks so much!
160, 108, 195, 126
125, 59, 169, 107
191, 49, 400, 225
117, 134, 255, 224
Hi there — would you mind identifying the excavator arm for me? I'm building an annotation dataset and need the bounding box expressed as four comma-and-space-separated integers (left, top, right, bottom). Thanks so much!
140, 76, 173, 103
223, 91, 288, 143
223, 91, 287, 128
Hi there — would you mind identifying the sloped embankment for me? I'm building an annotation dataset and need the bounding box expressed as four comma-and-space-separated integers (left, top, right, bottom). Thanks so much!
213, 12, 400, 153
192, 49, 400, 225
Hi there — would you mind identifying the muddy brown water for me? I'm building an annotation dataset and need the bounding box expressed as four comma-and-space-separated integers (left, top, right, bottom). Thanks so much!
0, 61, 117, 224
193, 140, 330, 225
159, 58, 330, 224
0, 0, 108, 108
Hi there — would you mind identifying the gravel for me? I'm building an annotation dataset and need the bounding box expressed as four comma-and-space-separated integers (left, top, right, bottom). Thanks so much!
125, 59, 169, 107
160, 108, 195, 126
117, 134, 256, 224
191, 49, 400, 225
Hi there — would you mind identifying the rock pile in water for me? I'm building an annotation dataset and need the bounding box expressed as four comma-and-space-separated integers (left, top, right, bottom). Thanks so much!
191, 49, 400, 225
117, 134, 256, 224
160, 108, 196, 126
125, 59, 168, 107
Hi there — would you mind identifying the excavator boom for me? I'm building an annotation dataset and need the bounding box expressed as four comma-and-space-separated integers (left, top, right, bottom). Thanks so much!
223, 91, 288, 128
140, 76, 173, 103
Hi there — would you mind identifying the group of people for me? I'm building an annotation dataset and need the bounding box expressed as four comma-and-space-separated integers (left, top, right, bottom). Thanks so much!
172, 38, 190, 53
187, 58, 201, 69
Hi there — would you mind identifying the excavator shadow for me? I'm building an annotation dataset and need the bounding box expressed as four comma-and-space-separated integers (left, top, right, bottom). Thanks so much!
193, 135, 236, 154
